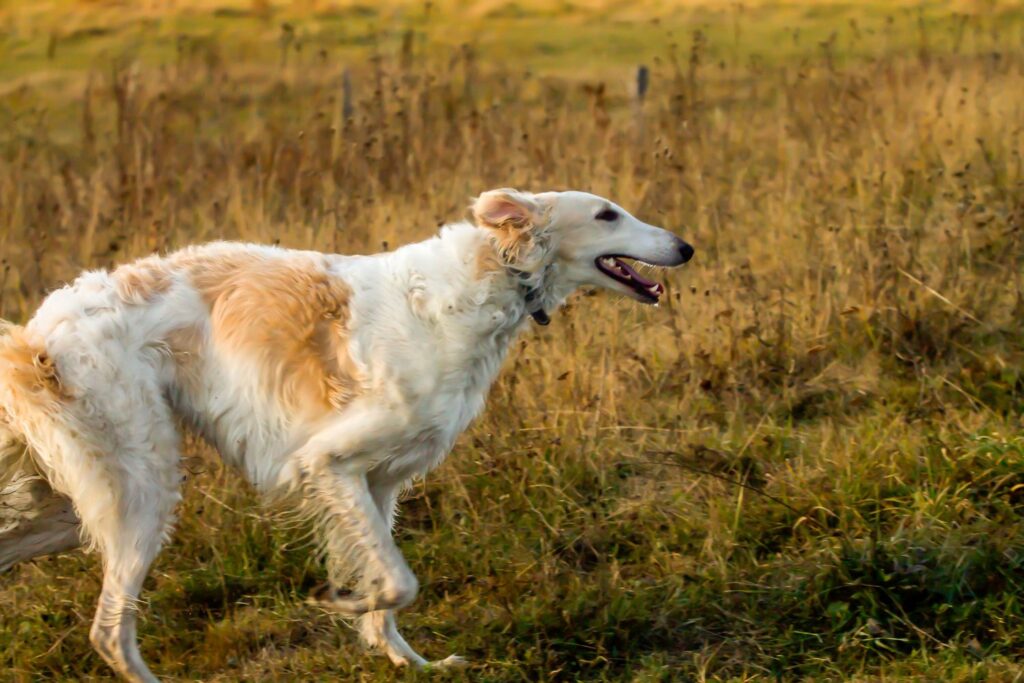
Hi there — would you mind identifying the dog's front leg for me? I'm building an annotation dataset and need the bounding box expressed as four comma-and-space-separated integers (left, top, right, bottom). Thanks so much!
309, 469, 419, 614
355, 476, 466, 670
358, 609, 465, 669
294, 407, 419, 614
294, 405, 465, 668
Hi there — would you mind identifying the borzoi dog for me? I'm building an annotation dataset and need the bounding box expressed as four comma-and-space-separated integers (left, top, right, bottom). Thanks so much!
0, 189, 693, 681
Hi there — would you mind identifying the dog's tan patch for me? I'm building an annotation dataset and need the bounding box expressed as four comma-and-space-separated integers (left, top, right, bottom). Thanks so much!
182, 250, 362, 418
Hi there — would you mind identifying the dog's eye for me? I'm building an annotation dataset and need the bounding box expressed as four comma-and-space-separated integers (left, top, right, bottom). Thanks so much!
595, 209, 619, 222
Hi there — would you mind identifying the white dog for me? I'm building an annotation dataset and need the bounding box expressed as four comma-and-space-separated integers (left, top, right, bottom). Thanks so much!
0, 189, 693, 681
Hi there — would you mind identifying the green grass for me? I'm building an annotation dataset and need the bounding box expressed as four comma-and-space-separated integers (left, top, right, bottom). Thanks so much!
1, 1, 1023, 680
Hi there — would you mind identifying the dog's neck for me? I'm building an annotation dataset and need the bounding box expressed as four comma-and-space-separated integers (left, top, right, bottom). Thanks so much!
482, 236, 565, 333
402, 223, 570, 343
504, 265, 553, 325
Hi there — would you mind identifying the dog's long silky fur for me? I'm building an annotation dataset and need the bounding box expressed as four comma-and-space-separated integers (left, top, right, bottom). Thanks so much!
0, 189, 692, 681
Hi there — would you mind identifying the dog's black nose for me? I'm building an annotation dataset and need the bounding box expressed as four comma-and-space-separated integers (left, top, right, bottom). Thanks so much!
678, 241, 695, 264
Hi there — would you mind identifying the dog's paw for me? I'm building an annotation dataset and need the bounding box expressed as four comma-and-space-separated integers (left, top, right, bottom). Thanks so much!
424, 654, 468, 670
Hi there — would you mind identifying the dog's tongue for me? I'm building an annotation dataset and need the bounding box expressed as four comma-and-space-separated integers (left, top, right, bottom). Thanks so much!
614, 258, 658, 288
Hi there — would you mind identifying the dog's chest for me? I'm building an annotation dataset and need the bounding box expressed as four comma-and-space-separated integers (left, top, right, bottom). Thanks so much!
414, 342, 505, 439
383, 318, 517, 465
376, 352, 504, 482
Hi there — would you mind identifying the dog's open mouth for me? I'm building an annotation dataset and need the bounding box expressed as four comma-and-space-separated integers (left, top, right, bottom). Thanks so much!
595, 256, 665, 303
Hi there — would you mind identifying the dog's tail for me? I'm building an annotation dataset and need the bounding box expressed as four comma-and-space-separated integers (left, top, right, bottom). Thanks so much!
0, 320, 81, 572
0, 319, 62, 485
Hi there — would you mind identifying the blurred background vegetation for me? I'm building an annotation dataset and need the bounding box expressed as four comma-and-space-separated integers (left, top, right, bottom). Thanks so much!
1, 1, 1022, 680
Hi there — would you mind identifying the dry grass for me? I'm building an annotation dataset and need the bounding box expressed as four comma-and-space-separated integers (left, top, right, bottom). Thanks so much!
1, 1, 1023, 681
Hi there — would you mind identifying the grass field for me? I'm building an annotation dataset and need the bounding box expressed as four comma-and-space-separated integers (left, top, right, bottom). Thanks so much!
1, 1, 1023, 680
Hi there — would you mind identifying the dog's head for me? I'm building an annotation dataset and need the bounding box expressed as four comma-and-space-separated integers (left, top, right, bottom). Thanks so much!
472, 189, 693, 305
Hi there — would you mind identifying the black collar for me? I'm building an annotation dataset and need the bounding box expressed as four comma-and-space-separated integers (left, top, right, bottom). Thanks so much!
508, 267, 550, 326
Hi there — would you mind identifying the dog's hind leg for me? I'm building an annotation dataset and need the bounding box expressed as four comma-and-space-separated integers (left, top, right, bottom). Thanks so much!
47, 388, 183, 683
85, 460, 179, 683
0, 321, 178, 680
84, 426, 180, 683
89, 528, 167, 683
5, 394, 180, 682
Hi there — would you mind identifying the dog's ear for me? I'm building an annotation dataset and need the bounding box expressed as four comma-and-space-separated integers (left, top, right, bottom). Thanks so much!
472, 189, 547, 268
473, 189, 539, 231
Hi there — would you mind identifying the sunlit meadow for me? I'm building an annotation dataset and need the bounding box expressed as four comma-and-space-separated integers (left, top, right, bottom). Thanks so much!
1, 1, 1022, 680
